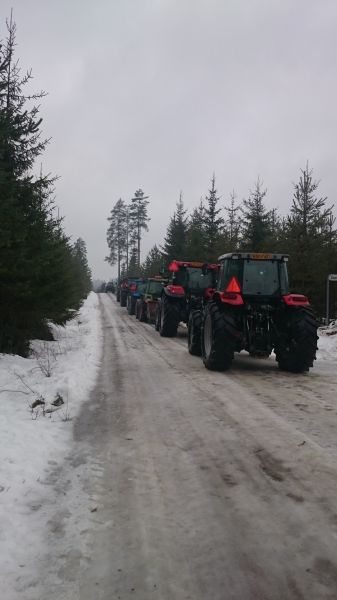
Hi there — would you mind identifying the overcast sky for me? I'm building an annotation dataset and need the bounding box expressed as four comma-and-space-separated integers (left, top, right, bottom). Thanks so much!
2, 0, 337, 279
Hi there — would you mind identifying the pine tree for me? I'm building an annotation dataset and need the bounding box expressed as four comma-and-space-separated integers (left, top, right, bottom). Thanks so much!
204, 174, 224, 261
106, 198, 127, 280
240, 178, 271, 251
129, 189, 150, 267
162, 193, 188, 261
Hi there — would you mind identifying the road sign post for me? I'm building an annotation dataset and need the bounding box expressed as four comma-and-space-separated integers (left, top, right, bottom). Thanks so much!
326, 274, 337, 323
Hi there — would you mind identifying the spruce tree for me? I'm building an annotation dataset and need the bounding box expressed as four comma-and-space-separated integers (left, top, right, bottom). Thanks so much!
140, 245, 164, 277
162, 193, 188, 261
185, 200, 206, 260
204, 174, 224, 261
0, 16, 91, 354
285, 164, 337, 312
224, 190, 241, 250
128, 247, 140, 277
72, 238, 92, 298
240, 178, 271, 251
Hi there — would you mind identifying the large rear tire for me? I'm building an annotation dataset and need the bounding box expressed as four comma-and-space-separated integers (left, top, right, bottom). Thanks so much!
120, 291, 127, 307
135, 299, 141, 320
188, 310, 202, 356
127, 294, 136, 315
159, 296, 180, 337
275, 306, 318, 373
139, 301, 147, 322
201, 302, 237, 371
155, 303, 161, 331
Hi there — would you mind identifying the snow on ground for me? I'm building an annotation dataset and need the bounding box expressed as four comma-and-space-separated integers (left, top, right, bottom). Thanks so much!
0, 292, 102, 600
317, 320, 337, 361
0, 294, 336, 599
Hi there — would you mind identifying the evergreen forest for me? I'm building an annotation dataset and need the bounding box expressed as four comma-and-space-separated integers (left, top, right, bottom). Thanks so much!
0, 16, 91, 356
106, 168, 337, 318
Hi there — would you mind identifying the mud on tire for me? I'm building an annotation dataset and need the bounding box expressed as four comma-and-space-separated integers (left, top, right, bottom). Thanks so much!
274, 306, 318, 373
188, 310, 202, 356
201, 302, 238, 371
159, 296, 180, 337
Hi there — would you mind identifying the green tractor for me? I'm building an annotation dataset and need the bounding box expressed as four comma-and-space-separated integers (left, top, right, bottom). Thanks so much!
135, 277, 168, 323
188, 252, 318, 373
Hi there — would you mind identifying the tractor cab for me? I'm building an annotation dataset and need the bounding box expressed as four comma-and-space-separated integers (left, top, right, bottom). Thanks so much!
168, 260, 219, 297
217, 253, 289, 301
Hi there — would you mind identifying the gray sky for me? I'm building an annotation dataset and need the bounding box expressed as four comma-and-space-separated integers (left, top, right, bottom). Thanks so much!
2, 0, 337, 279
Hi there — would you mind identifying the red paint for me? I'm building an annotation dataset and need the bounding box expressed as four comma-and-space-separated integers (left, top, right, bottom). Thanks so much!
166, 284, 185, 296
283, 294, 309, 306
226, 276, 241, 293
218, 291, 244, 306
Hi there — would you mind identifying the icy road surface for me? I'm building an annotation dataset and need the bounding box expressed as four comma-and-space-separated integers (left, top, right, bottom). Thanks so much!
32, 294, 337, 599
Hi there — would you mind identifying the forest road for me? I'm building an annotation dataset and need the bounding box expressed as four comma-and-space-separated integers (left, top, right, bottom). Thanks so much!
73, 293, 337, 600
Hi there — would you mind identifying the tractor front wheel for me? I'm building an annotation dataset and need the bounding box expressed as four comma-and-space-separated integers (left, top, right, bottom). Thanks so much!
188, 310, 202, 356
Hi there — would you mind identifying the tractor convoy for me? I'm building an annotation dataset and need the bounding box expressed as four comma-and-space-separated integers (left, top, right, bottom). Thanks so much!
112, 252, 319, 373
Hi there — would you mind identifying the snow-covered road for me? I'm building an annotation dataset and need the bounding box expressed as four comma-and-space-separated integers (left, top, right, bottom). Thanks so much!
2, 292, 337, 599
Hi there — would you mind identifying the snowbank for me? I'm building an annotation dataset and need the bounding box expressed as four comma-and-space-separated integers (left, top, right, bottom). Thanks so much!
0, 292, 102, 598
317, 321, 337, 361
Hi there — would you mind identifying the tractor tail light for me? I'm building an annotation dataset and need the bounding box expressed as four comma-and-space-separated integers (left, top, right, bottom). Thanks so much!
283, 294, 309, 306
168, 261, 180, 272
166, 284, 185, 295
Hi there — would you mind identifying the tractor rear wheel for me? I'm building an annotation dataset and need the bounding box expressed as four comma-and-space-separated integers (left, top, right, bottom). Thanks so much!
155, 303, 161, 331
188, 310, 202, 356
275, 306, 318, 373
139, 301, 147, 322
159, 296, 180, 337
127, 295, 136, 315
201, 302, 237, 371
135, 300, 141, 320
120, 291, 127, 307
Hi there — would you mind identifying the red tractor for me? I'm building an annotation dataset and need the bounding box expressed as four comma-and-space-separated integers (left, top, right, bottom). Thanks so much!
188, 252, 319, 372
155, 260, 219, 338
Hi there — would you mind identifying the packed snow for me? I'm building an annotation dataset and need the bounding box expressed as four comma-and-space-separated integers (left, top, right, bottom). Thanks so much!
0, 292, 102, 600
317, 320, 337, 361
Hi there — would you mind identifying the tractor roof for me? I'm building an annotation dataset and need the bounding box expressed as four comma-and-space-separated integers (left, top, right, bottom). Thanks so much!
218, 252, 289, 262
168, 260, 219, 272
148, 276, 168, 281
